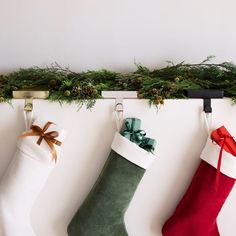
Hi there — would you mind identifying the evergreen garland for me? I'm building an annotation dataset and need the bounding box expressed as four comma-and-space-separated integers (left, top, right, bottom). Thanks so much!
0, 57, 236, 108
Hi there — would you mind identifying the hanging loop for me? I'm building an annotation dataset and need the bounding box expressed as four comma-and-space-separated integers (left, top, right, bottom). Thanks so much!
23, 98, 34, 131
23, 110, 34, 131
115, 99, 124, 131
204, 112, 212, 136
184, 89, 223, 137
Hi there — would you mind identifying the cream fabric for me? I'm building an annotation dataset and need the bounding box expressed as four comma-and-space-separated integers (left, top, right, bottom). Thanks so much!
0, 119, 66, 236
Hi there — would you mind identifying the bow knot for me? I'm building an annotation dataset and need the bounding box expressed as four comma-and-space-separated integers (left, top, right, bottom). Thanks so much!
19, 121, 62, 162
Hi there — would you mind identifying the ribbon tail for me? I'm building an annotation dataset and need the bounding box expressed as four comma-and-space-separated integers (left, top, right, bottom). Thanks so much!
45, 139, 58, 162
215, 139, 226, 191
37, 136, 44, 145
51, 138, 62, 146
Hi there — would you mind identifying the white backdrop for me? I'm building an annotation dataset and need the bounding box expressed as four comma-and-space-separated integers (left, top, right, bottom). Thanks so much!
1, 0, 236, 72
1, 0, 236, 235
0, 99, 236, 236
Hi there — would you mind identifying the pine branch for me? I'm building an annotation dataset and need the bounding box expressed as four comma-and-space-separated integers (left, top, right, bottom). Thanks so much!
1, 58, 236, 108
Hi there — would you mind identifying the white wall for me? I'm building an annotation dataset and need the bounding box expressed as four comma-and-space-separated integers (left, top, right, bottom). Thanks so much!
1, 0, 236, 73
1, 0, 236, 236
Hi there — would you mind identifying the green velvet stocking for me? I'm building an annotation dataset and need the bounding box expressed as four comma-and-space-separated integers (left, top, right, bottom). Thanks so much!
67, 118, 156, 236
68, 150, 144, 236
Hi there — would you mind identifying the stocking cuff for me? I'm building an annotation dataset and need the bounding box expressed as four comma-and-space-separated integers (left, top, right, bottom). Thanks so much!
111, 132, 156, 169
201, 138, 236, 179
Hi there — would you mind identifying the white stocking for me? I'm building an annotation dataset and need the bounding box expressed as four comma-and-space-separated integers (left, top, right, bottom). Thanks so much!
0, 119, 66, 236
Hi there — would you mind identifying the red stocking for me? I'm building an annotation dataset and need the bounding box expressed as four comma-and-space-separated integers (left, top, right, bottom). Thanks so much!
162, 126, 236, 236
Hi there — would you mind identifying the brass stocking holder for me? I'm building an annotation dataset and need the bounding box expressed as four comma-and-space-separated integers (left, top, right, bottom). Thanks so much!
12, 91, 49, 112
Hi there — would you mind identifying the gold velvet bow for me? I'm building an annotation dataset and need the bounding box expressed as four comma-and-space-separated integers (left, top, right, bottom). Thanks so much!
19, 121, 62, 162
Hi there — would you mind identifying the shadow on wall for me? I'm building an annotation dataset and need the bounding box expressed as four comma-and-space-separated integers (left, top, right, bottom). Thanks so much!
0, 105, 25, 178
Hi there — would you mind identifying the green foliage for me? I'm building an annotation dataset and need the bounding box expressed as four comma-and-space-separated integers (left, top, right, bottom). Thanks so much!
0, 58, 236, 108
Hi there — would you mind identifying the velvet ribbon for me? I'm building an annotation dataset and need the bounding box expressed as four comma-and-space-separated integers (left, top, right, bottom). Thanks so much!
19, 121, 62, 162
211, 126, 236, 190
121, 118, 156, 153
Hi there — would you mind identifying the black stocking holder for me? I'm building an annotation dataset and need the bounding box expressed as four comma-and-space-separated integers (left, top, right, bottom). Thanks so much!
184, 89, 224, 113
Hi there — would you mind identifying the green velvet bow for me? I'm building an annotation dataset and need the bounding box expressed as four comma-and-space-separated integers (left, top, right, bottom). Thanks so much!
121, 118, 157, 153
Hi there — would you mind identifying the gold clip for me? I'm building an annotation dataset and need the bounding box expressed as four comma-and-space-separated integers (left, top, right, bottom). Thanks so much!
24, 98, 33, 112
12, 91, 49, 113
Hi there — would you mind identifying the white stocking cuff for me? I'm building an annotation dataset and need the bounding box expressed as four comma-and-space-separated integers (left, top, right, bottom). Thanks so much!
201, 138, 236, 179
111, 132, 156, 170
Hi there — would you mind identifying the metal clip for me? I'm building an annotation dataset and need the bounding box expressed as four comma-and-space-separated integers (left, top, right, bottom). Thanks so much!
24, 97, 33, 112
115, 100, 124, 113
102, 91, 137, 131
12, 90, 49, 113
184, 89, 224, 113
102, 91, 138, 112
